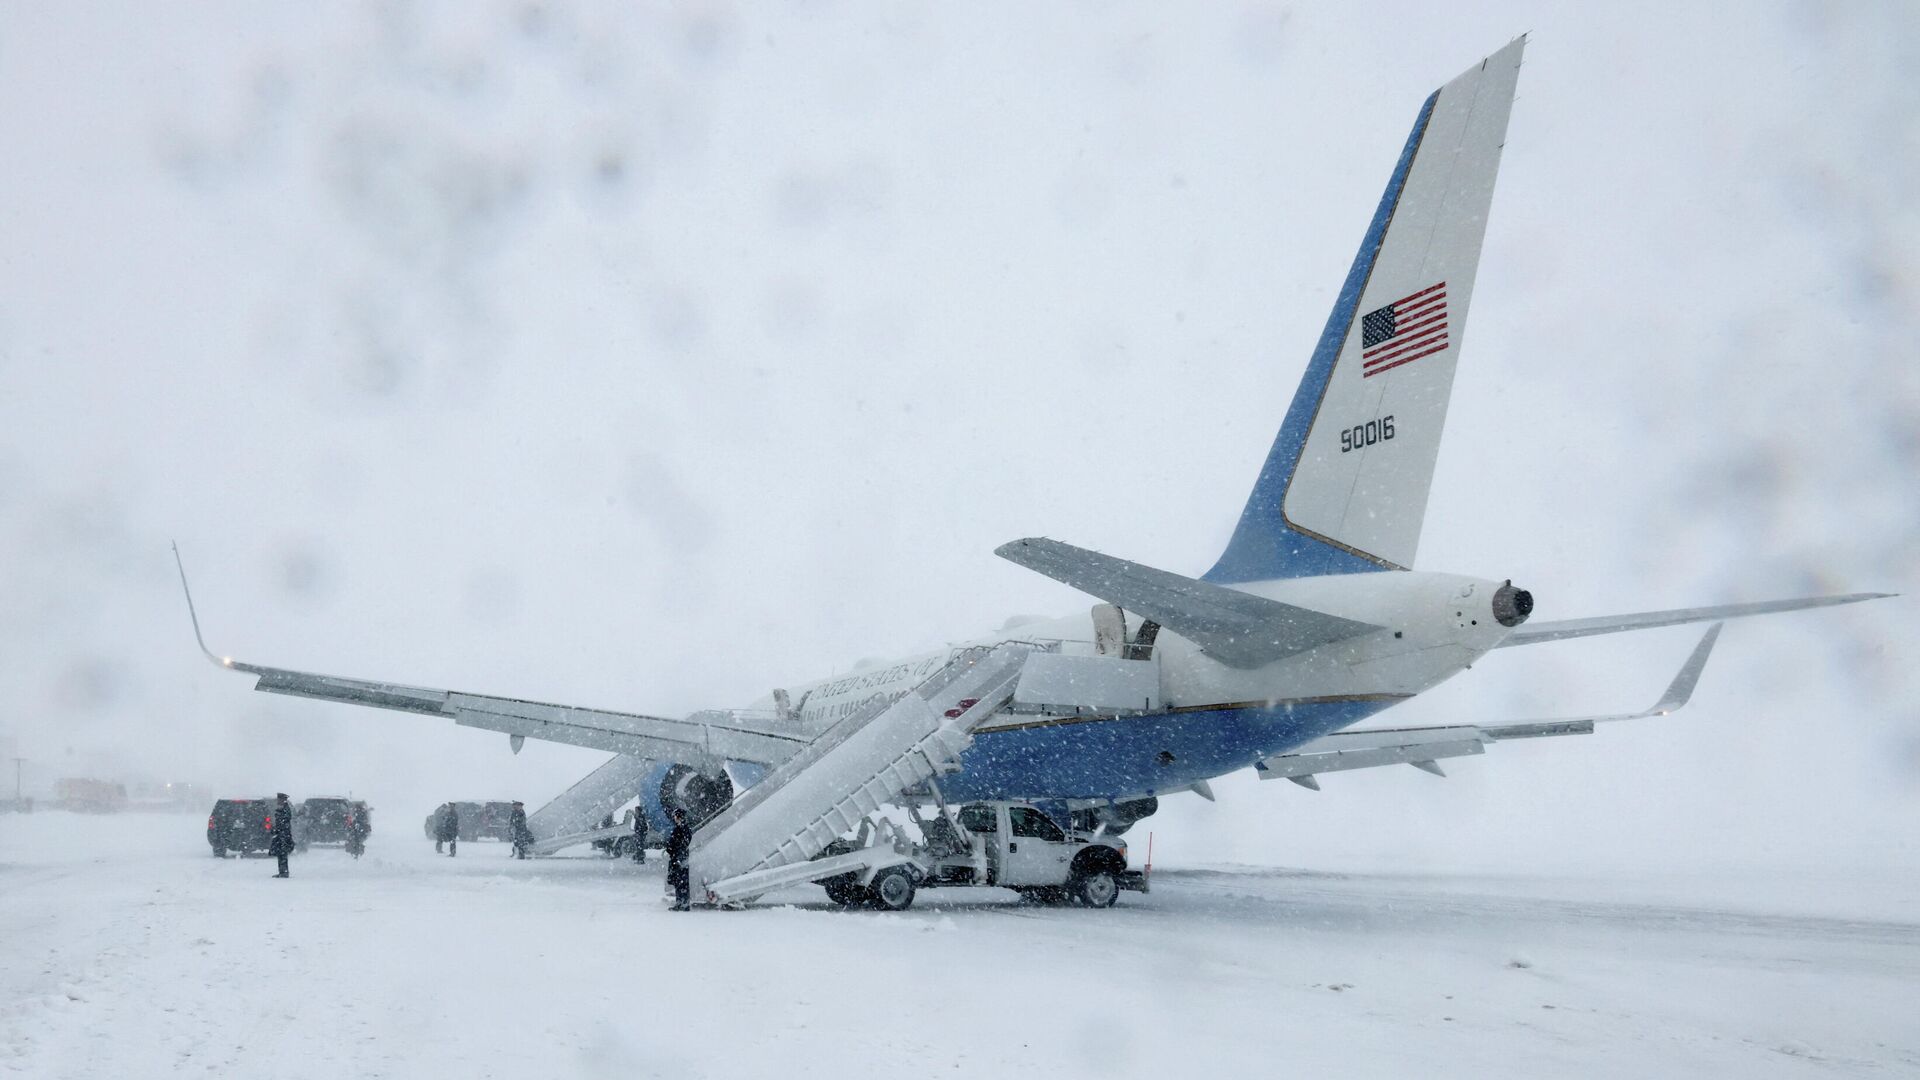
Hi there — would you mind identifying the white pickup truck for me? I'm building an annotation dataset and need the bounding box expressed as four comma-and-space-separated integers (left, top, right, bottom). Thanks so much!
811, 800, 1148, 911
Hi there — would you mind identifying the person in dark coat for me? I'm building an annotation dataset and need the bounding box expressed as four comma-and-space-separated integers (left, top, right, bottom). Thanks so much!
345, 803, 370, 859
509, 801, 532, 859
435, 802, 459, 856
630, 805, 648, 865
268, 793, 295, 878
665, 807, 691, 911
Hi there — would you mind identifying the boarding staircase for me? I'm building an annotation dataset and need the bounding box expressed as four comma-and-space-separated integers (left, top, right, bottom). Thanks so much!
526, 753, 659, 846
688, 643, 1037, 904
526, 813, 639, 858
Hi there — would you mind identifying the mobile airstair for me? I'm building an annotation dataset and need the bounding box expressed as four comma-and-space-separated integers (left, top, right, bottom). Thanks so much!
524, 752, 658, 852
525, 813, 639, 857
687, 643, 1036, 905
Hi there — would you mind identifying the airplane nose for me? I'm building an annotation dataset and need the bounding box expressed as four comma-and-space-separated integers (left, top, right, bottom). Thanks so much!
1493, 581, 1533, 627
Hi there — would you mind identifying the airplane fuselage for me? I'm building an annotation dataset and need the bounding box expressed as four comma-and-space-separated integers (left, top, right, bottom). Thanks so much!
749, 570, 1519, 802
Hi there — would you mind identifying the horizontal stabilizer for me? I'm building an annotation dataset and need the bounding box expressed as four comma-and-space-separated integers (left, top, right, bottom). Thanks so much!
1497, 593, 1891, 647
995, 537, 1382, 668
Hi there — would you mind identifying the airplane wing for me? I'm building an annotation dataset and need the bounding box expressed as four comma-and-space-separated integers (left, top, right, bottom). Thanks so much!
1253, 623, 1721, 788
173, 548, 804, 769
1495, 593, 1889, 647
994, 537, 1383, 668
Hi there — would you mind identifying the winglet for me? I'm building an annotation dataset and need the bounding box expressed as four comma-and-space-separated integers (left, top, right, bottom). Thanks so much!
1648, 622, 1721, 716
1479, 621, 1724, 741
171, 542, 237, 670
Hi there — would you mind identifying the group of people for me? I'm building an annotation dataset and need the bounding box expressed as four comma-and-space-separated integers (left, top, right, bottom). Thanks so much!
263, 793, 370, 878
425, 797, 694, 910
429, 801, 538, 857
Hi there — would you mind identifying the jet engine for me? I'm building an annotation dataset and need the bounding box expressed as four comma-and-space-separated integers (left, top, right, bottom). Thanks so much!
1070, 796, 1159, 836
656, 763, 734, 824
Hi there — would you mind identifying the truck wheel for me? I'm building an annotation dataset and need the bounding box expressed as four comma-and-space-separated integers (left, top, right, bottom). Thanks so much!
1072, 869, 1119, 908
868, 866, 916, 912
822, 878, 863, 907
211, 846, 226, 858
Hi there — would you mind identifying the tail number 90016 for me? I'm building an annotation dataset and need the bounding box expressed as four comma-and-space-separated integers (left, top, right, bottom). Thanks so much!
1339, 415, 1394, 453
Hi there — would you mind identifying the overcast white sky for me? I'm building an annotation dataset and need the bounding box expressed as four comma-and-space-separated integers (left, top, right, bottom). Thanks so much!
2, 2, 1914, 877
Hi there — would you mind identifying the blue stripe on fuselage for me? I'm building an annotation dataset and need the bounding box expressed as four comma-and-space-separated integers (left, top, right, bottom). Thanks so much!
937, 699, 1398, 802
1203, 90, 1441, 584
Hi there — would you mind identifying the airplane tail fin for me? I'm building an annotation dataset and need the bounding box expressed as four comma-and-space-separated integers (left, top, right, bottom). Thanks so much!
1206, 38, 1525, 583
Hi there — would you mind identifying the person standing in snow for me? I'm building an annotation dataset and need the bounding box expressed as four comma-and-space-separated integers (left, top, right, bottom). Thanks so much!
665, 807, 691, 911
629, 805, 648, 865
435, 802, 459, 856
509, 801, 532, 860
345, 804, 370, 859
269, 793, 295, 878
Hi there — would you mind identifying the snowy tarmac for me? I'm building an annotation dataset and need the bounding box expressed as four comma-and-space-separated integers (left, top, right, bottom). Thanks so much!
3, 812, 1915, 1078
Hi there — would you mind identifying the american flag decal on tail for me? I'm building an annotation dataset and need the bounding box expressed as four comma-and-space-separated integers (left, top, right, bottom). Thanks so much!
1359, 282, 1448, 377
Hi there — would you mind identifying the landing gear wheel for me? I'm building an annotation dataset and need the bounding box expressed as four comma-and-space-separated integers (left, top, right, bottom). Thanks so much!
1072, 869, 1119, 908
822, 878, 864, 908
867, 866, 917, 912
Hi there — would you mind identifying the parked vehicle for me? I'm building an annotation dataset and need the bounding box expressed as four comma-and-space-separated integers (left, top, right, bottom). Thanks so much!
421, 800, 516, 842
207, 797, 277, 857
810, 800, 1145, 911
295, 797, 372, 851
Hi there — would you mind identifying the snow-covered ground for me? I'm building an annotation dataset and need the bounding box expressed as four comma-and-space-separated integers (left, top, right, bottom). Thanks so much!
3, 812, 1914, 1079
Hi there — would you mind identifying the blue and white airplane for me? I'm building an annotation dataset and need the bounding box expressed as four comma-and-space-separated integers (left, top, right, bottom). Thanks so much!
179, 38, 1885, 843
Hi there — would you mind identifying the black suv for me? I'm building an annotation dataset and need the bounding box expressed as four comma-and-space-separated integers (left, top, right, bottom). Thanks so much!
423, 800, 517, 842
295, 797, 363, 850
207, 797, 277, 857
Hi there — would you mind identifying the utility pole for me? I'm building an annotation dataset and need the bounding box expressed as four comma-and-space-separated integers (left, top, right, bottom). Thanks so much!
12, 757, 22, 806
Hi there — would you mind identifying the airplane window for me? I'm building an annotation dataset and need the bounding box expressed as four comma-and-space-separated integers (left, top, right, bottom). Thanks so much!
1009, 807, 1064, 841
956, 805, 997, 833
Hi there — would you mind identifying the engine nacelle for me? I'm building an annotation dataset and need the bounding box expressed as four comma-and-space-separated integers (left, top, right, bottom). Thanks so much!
656, 763, 734, 824
1070, 796, 1159, 837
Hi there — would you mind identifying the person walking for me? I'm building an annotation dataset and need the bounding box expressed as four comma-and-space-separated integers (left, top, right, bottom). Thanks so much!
665, 807, 692, 911
509, 801, 532, 860
629, 805, 648, 866
269, 793, 295, 878
435, 802, 459, 856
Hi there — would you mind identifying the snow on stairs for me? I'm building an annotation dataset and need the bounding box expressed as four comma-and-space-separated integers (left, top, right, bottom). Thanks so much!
526, 753, 658, 844
689, 643, 1034, 904
526, 819, 632, 858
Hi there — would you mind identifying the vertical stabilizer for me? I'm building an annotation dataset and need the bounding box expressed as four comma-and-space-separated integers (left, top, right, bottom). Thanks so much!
1207, 39, 1524, 583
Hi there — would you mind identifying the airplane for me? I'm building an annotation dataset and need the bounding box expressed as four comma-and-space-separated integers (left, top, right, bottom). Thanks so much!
176, 37, 1887, 893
